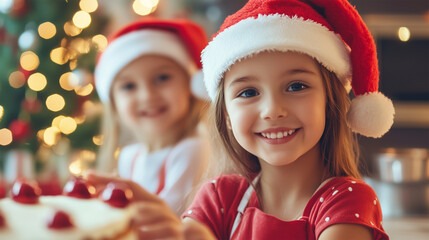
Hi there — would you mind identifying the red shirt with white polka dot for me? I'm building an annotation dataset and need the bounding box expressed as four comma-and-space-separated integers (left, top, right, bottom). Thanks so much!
182, 174, 389, 240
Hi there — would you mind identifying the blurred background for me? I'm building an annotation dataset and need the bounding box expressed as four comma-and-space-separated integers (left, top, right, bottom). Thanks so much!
0, 0, 428, 238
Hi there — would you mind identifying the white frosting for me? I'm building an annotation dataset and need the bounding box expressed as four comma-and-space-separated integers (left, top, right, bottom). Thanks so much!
0, 196, 137, 240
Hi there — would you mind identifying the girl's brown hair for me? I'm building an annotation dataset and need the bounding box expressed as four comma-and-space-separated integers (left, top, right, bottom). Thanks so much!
209, 60, 361, 183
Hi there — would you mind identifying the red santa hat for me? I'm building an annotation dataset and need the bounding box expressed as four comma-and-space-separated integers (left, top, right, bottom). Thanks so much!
95, 18, 208, 103
202, 0, 395, 138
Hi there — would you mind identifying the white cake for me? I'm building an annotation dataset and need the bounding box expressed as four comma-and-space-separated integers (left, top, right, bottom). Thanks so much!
0, 179, 138, 240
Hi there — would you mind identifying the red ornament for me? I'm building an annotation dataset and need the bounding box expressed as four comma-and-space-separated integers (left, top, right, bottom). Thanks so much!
63, 178, 94, 199
11, 180, 41, 204
21, 98, 42, 114
9, 119, 32, 142
101, 182, 133, 208
47, 210, 74, 229
10, 0, 31, 18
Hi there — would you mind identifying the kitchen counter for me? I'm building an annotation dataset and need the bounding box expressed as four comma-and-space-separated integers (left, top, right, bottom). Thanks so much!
383, 216, 429, 240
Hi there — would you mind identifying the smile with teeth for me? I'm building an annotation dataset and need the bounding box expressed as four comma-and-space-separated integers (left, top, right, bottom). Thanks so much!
141, 106, 167, 117
260, 129, 296, 139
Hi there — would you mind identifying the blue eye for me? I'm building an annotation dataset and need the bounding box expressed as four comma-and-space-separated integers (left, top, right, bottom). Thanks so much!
121, 82, 135, 91
287, 82, 308, 92
156, 74, 171, 83
238, 89, 259, 98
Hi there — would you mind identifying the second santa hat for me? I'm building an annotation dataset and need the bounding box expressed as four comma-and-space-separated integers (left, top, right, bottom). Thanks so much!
202, 0, 395, 138
95, 18, 208, 103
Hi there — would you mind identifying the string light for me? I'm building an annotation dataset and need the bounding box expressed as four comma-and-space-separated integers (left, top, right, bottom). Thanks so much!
74, 83, 93, 96
74, 115, 86, 124
0, 105, 4, 120
69, 160, 83, 175
132, 0, 158, 16
139, 0, 159, 8
52, 115, 66, 128
398, 27, 410, 42
9, 71, 26, 88
38, 22, 57, 39
20, 51, 40, 71
27, 72, 47, 91
59, 72, 77, 91
71, 38, 91, 54
50, 47, 70, 65
92, 34, 108, 51
0, 128, 13, 146
92, 135, 103, 145
43, 126, 61, 146
72, 10, 92, 29
64, 21, 82, 37
79, 0, 98, 13
59, 117, 77, 135
46, 94, 65, 112
69, 59, 78, 70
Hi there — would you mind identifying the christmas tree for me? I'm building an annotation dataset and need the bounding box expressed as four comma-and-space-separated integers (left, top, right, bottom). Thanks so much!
0, 0, 108, 179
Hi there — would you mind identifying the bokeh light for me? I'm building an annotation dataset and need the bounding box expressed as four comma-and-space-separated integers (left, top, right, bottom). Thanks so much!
132, 0, 157, 16
80, 0, 98, 13
72, 10, 91, 29
9, 71, 26, 88
398, 27, 410, 42
0, 105, 4, 120
46, 94, 65, 112
18, 30, 36, 50
92, 135, 103, 145
50, 47, 69, 65
20, 51, 40, 71
64, 21, 82, 37
59, 72, 77, 91
139, 0, 159, 8
59, 117, 77, 135
92, 34, 108, 51
0, 128, 13, 146
38, 22, 57, 39
71, 38, 91, 54
27, 72, 47, 91
69, 160, 83, 175
74, 83, 93, 96
52, 115, 66, 129
43, 126, 60, 146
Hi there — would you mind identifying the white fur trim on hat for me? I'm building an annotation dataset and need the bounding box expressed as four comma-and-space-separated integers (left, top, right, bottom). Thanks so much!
95, 29, 198, 102
347, 92, 395, 138
191, 70, 210, 100
202, 14, 352, 100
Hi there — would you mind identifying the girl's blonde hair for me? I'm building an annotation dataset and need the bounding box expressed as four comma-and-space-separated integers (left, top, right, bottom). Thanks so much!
96, 85, 208, 173
208, 60, 361, 183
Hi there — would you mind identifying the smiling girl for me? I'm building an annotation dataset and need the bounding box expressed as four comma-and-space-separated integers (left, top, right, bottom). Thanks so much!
87, 0, 395, 239
93, 18, 210, 215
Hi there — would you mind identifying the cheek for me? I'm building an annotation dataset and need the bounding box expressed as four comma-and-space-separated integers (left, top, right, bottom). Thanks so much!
227, 104, 253, 140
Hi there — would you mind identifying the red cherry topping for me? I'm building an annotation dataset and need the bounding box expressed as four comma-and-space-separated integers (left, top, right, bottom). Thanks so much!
47, 210, 74, 229
101, 183, 133, 208
63, 178, 94, 199
11, 180, 41, 204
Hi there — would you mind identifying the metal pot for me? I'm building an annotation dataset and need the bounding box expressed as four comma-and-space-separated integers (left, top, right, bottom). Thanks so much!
366, 148, 429, 217
373, 148, 429, 183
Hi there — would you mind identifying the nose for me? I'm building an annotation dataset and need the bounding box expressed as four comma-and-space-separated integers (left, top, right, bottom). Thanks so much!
137, 82, 156, 102
260, 93, 287, 120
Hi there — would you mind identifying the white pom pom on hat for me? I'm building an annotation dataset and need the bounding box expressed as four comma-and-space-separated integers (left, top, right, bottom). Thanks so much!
94, 18, 208, 103
201, 0, 395, 138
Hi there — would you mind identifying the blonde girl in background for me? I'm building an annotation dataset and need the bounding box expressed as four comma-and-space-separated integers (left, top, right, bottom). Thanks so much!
87, 0, 395, 239
92, 18, 210, 215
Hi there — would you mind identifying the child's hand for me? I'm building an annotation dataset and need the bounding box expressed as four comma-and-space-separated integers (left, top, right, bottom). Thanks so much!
83, 170, 185, 239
